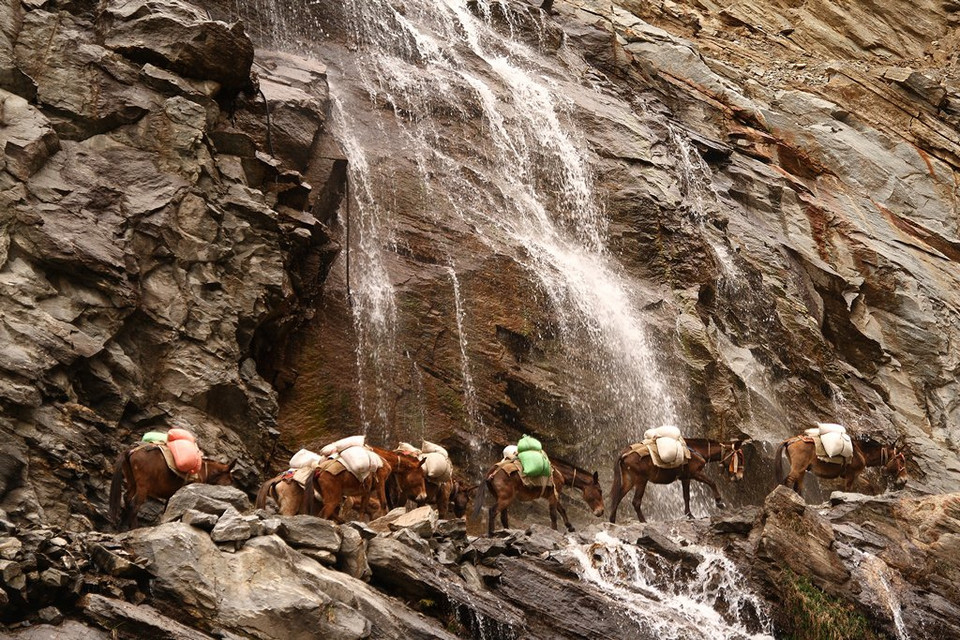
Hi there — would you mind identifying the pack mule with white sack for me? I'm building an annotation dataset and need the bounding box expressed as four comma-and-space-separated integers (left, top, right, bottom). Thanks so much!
396, 441, 460, 517
775, 422, 907, 496
299, 436, 389, 522
609, 425, 727, 523
255, 447, 328, 515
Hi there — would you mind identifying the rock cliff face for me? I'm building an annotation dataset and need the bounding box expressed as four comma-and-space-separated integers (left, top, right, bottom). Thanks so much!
0, 0, 343, 529
232, 0, 959, 501
2, 0, 960, 637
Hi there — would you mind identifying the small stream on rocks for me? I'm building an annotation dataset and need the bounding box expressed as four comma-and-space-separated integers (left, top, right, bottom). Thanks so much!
567, 530, 773, 639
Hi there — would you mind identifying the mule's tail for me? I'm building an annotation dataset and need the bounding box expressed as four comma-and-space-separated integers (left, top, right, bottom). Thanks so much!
255, 477, 277, 510
609, 454, 623, 523
774, 440, 787, 485
108, 449, 132, 528
471, 473, 488, 521
301, 471, 317, 516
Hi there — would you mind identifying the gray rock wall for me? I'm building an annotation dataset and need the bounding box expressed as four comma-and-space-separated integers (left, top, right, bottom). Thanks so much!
0, 0, 343, 529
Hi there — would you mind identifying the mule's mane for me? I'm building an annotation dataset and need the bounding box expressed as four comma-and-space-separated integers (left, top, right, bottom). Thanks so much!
549, 457, 596, 488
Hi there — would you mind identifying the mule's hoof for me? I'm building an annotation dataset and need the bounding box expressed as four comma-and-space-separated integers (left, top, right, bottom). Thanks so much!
716, 500, 726, 509
566, 524, 575, 532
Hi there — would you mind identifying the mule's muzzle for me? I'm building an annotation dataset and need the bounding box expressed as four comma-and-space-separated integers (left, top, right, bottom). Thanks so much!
415, 492, 428, 504
593, 506, 605, 518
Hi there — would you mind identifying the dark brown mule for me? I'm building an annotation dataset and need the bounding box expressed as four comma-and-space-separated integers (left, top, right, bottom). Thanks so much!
775, 436, 908, 495
301, 457, 389, 523
474, 465, 575, 536
550, 458, 605, 518
609, 445, 725, 523
109, 446, 236, 530
684, 438, 747, 482
448, 479, 478, 518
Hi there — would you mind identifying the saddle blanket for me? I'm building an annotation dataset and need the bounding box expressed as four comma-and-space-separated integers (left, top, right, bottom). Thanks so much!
281, 466, 316, 487
492, 459, 553, 490
631, 437, 690, 469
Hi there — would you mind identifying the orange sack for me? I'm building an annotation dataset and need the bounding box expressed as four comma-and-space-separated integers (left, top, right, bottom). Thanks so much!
168, 439, 202, 474
167, 428, 197, 443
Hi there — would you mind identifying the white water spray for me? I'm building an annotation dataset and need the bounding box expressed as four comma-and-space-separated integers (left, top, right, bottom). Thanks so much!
568, 531, 774, 640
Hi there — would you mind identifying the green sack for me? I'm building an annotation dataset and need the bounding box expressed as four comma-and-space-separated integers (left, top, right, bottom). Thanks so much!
517, 450, 552, 477
517, 434, 542, 453
141, 431, 168, 443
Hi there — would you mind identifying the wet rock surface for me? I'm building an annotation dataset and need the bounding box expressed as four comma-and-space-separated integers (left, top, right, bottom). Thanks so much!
1, 484, 958, 638
1, 0, 960, 637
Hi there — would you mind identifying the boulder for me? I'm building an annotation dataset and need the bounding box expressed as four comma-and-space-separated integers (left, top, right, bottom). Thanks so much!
79, 593, 214, 639
103, 0, 254, 92
0, 89, 59, 179
387, 506, 437, 538
276, 514, 341, 551
162, 485, 251, 523
750, 486, 849, 586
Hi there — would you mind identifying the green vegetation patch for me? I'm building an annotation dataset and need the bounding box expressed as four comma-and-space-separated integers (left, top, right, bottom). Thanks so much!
777, 571, 880, 640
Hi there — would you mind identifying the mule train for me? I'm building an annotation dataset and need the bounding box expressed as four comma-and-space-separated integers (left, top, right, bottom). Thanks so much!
110, 420, 909, 535
255, 437, 475, 523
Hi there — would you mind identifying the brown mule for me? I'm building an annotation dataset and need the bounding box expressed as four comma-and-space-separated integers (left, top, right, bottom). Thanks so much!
255, 472, 319, 516
447, 479, 478, 519
549, 458, 605, 518
474, 465, 573, 536
367, 446, 428, 510
775, 436, 908, 495
609, 445, 725, 523
301, 456, 390, 523
109, 446, 236, 530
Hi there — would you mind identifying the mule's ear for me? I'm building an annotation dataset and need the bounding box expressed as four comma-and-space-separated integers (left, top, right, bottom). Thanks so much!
593, 471, 600, 483
228, 458, 238, 471
418, 458, 427, 467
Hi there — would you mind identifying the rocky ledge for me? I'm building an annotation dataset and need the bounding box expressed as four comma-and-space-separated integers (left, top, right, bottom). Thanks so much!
1, 484, 958, 639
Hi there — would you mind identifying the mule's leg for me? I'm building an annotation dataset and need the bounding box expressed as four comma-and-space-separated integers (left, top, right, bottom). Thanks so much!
500, 503, 509, 529
631, 478, 648, 523
437, 481, 452, 519
555, 495, 574, 532
548, 494, 559, 530
319, 476, 344, 523
609, 463, 635, 524
691, 469, 724, 510
682, 478, 694, 519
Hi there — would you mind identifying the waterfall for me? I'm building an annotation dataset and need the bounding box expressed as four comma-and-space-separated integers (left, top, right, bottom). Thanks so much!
448, 265, 484, 448
328, 0, 678, 448
330, 93, 400, 440
567, 531, 774, 640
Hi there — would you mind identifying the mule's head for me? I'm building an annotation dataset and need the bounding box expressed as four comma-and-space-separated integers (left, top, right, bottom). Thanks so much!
396, 455, 428, 504
450, 480, 478, 518
205, 458, 237, 486
884, 447, 909, 487
582, 471, 605, 518
722, 441, 746, 482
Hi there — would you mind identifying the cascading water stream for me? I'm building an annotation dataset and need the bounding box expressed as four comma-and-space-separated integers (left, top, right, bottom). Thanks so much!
333, 0, 677, 450
447, 265, 484, 447
567, 531, 774, 640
